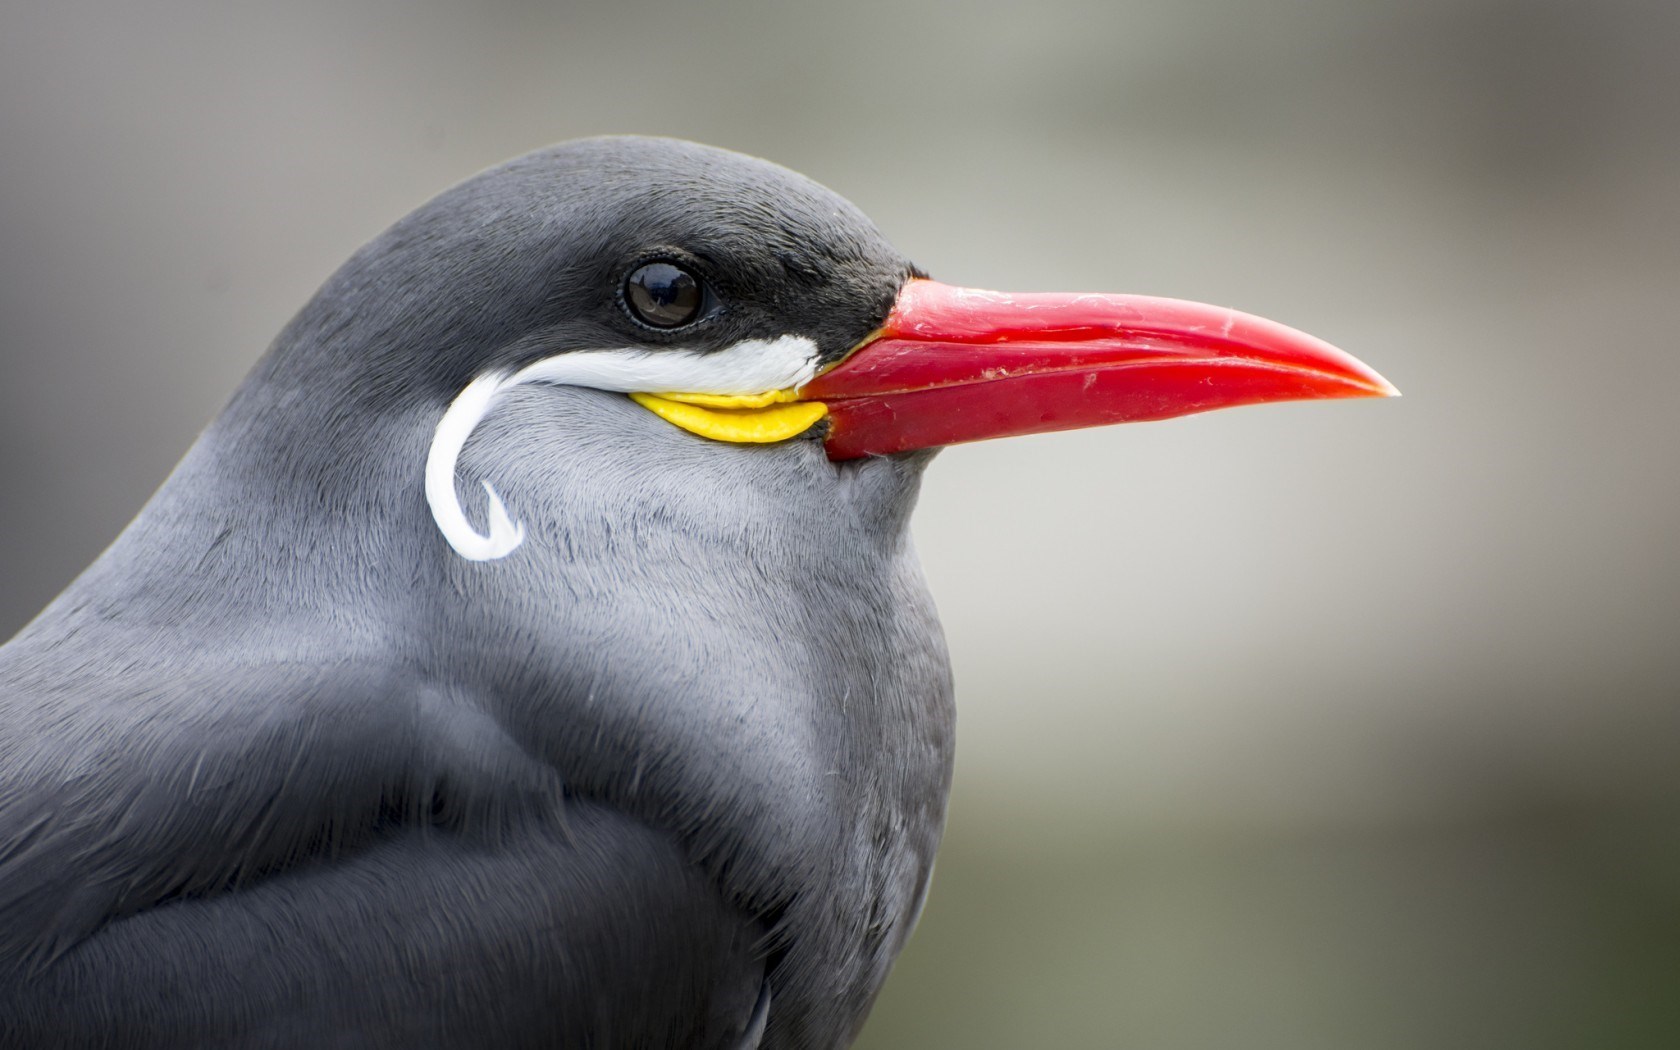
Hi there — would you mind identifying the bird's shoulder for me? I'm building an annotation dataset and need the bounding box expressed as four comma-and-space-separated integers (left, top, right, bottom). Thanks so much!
0, 637, 560, 974
1, 794, 772, 1049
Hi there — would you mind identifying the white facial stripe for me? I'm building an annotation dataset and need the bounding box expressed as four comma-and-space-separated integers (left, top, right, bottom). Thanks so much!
506, 335, 822, 393
424, 335, 822, 561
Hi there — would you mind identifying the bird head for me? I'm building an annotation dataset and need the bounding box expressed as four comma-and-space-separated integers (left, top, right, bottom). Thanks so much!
233, 136, 1393, 566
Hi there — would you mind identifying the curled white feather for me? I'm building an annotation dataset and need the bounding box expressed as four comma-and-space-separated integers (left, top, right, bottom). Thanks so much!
424, 372, 526, 560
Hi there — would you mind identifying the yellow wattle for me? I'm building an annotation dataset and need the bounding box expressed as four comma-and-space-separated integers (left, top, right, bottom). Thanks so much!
629, 391, 829, 444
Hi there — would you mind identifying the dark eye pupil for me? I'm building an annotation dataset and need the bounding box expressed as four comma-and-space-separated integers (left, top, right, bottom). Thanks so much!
626, 262, 703, 328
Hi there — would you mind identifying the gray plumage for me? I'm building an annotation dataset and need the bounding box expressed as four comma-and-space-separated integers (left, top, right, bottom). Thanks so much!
0, 138, 953, 1048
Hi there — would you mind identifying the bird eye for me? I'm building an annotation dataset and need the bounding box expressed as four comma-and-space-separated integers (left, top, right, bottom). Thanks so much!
624, 261, 706, 329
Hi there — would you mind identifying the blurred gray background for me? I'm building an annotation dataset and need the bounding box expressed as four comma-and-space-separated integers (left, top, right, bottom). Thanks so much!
3, 0, 1678, 1046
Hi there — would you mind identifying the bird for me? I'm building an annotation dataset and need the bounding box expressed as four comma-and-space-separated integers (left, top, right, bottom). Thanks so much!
0, 136, 1395, 1048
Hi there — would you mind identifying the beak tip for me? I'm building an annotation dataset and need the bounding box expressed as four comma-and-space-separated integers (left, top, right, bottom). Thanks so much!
1327, 349, 1399, 400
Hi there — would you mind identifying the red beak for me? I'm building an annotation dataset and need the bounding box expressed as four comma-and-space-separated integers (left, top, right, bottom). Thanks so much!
800, 280, 1398, 461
